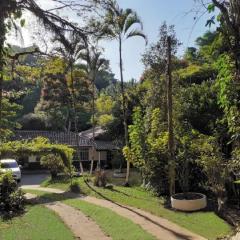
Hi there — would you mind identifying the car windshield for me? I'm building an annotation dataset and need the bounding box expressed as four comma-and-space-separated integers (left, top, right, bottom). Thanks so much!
1, 162, 18, 168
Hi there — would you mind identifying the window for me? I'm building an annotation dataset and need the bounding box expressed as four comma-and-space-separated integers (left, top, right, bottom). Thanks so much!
80, 148, 89, 161
1, 161, 18, 169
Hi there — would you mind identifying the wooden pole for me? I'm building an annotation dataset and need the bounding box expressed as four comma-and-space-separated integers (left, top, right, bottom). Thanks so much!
90, 71, 95, 175
166, 36, 175, 196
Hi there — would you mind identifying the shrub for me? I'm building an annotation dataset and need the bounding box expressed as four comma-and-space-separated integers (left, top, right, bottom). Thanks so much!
0, 172, 25, 218
40, 154, 66, 179
19, 113, 47, 130
94, 170, 107, 187
70, 180, 81, 193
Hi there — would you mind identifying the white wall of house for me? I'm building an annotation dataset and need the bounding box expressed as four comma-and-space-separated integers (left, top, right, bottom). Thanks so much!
28, 155, 37, 163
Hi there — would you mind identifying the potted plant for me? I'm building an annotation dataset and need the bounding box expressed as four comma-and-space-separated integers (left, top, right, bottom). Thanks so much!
171, 134, 207, 212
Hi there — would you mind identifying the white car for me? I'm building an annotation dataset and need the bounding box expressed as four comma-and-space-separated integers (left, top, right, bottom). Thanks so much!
0, 159, 21, 182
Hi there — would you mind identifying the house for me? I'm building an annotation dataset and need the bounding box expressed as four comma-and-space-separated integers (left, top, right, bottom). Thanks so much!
12, 129, 118, 169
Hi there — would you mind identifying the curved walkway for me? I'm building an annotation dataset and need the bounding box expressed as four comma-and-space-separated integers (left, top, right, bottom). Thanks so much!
26, 193, 111, 240
24, 186, 206, 240
83, 196, 206, 240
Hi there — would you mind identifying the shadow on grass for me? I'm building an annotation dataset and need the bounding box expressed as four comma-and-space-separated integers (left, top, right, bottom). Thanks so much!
25, 191, 82, 207
83, 181, 197, 240
103, 184, 162, 204
0, 209, 26, 221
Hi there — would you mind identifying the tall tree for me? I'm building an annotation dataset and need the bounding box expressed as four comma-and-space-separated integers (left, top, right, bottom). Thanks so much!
80, 42, 108, 173
0, 0, 89, 139
206, 0, 240, 75
142, 23, 180, 195
98, 0, 147, 185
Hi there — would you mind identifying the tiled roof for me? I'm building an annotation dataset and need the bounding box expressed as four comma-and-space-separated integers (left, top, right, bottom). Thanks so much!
12, 131, 92, 147
13, 131, 119, 151
79, 126, 105, 139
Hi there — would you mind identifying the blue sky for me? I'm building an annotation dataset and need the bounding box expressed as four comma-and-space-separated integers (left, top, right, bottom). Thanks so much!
8, 0, 214, 81
101, 0, 214, 81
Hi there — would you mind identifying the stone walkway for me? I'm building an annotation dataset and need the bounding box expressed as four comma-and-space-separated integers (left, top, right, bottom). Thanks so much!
24, 186, 206, 240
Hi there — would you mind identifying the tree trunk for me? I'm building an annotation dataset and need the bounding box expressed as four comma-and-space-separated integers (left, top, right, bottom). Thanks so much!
166, 36, 175, 196
90, 72, 96, 175
0, 12, 6, 136
70, 63, 83, 173
119, 37, 130, 186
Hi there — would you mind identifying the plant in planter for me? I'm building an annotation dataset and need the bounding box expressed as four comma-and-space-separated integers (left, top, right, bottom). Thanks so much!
171, 131, 207, 212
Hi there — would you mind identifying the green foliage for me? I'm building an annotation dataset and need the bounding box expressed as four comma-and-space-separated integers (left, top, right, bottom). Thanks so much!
19, 113, 47, 130
35, 60, 92, 132
40, 154, 66, 180
177, 81, 221, 135
96, 94, 115, 127
69, 179, 81, 193
178, 64, 216, 84
95, 70, 117, 90
125, 107, 169, 194
0, 171, 25, 217
0, 97, 22, 141
0, 137, 74, 171
215, 54, 240, 137
21, 86, 41, 116
192, 134, 228, 195
0, 205, 75, 240
40, 179, 232, 240
94, 170, 107, 187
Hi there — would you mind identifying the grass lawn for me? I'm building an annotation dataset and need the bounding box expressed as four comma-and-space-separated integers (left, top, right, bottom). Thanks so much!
41, 177, 232, 240
25, 190, 156, 240
0, 205, 75, 240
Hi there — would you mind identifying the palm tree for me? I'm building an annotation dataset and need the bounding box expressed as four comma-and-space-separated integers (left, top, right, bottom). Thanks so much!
100, 0, 147, 185
0, 0, 88, 137
80, 42, 108, 174
54, 33, 87, 173
55, 34, 108, 174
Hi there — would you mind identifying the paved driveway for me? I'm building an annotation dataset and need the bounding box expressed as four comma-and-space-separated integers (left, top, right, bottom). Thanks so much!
20, 172, 49, 188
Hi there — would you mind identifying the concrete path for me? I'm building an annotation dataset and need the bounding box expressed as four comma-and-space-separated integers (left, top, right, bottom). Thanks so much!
24, 186, 206, 240
26, 193, 111, 240
45, 202, 111, 240
230, 231, 240, 240
83, 196, 206, 240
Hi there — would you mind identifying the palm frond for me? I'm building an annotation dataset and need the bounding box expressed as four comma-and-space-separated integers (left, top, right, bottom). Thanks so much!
126, 29, 148, 45
124, 12, 143, 34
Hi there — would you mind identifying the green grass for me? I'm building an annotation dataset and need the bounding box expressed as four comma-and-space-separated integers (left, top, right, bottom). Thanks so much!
24, 190, 156, 240
0, 205, 75, 240
41, 177, 233, 240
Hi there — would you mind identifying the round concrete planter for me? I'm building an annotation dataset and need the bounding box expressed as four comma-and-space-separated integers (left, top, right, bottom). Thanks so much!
171, 193, 207, 212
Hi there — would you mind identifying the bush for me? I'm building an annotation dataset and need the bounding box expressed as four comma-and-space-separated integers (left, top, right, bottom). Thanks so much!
94, 170, 107, 187
40, 154, 66, 180
19, 113, 47, 130
0, 172, 25, 218
70, 180, 81, 193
